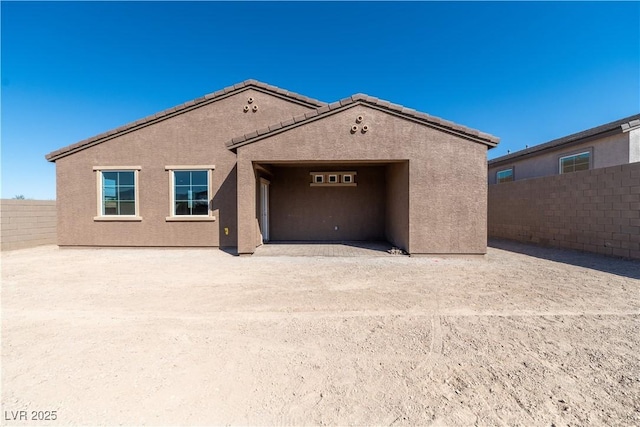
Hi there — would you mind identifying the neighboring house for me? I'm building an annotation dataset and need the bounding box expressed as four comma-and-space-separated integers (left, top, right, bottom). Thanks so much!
45, 80, 499, 255
488, 114, 640, 184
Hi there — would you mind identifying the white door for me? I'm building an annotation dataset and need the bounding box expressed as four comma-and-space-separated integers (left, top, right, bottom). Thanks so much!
260, 179, 270, 242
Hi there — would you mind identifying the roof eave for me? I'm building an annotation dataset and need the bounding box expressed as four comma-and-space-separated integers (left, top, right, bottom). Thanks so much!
488, 127, 621, 167
488, 113, 640, 167
226, 98, 500, 150
45, 79, 326, 162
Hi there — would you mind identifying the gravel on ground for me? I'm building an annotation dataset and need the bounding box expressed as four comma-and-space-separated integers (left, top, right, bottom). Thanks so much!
1, 241, 639, 426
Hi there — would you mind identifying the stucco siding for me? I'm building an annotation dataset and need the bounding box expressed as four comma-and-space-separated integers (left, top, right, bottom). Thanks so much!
268, 165, 386, 241
55, 89, 315, 247
236, 105, 489, 255
488, 132, 630, 184
385, 162, 409, 250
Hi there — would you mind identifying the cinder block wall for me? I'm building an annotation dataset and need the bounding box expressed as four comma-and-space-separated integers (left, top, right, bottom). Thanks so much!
1, 200, 57, 251
488, 162, 640, 260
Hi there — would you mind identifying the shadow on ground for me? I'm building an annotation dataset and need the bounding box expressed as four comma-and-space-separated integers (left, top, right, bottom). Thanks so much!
489, 238, 640, 280
267, 240, 394, 251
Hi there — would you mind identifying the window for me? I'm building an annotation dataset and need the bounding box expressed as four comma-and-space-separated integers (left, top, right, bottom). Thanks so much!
559, 152, 590, 174
310, 171, 357, 186
165, 166, 215, 220
173, 170, 209, 215
496, 169, 514, 183
93, 167, 141, 220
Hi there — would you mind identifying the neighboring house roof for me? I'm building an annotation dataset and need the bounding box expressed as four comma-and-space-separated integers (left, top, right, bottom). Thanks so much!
489, 113, 640, 167
45, 79, 326, 162
226, 93, 500, 149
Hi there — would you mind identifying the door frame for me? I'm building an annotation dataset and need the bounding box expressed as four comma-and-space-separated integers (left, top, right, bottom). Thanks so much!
259, 178, 270, 243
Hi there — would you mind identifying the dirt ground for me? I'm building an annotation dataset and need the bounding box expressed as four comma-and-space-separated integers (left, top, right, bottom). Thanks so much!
1, 240, 639, 426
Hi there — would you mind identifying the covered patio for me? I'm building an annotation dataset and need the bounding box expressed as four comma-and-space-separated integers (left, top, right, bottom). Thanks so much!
252, 240, 405, 257
251, 161, 409, 248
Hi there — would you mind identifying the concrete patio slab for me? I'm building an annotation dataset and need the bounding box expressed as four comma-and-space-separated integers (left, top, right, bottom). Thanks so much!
252, 241, 403, 257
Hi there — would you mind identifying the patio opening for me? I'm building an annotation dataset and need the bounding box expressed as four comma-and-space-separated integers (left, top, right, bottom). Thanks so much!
253, 161, 409, 252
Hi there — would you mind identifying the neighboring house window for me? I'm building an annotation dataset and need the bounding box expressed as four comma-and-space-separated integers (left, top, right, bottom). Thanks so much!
314, 174, 324, 184
328, 174, 338, 183
93, 167, 141, 220
496, 169, 514, 183
559, 152, 590, 174
173, 170, 209, 215
342, 174, 353, 184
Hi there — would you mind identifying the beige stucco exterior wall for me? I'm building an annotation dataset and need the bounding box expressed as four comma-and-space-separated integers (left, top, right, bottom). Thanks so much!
385, 161, 410, 250
235, 105, 489, 255
55, 89, 315, 247
1, 200, 57, 251
488, 132, 631, 184
267, 165, 386, 241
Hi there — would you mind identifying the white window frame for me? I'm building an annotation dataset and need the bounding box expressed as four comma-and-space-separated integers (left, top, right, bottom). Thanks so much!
314, 174, 324, 184
328, 174, 338, 184
165, 165, 216, 222
93, 166, 142, 221
559, 151, 591, 174
342, 174, 353, 184
496, 168, 514, 183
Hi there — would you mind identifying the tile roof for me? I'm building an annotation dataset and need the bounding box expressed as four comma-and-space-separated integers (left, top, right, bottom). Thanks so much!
45, 79, 326, 162
489, 113, 640, 166
226, 93, 500, 149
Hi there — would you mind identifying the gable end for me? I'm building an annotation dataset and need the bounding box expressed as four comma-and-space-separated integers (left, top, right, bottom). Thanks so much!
226, 94, 500, 150
45, 79, 326, 162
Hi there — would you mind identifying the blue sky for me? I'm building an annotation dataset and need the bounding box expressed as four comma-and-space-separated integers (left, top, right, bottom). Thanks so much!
2, 1, 638, 200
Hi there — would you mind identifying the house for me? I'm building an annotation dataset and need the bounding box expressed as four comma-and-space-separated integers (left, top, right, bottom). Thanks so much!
488, 114, 640, 184
45, 80, 499, 255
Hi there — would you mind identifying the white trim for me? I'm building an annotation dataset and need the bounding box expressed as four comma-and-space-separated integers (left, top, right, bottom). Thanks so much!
559, 151, 590, 174
94, 216, 143, 222
93, 166, 141, 171
94, 168, 140, 220
165, 165, 215, 170
310, 183, 357, 187
309, 171, 358, 187
259, 179, 270, 242
309, 171, 357, 175
165, 216, 216, 222
496, 168, 514, 183
166, 168, 214, 219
